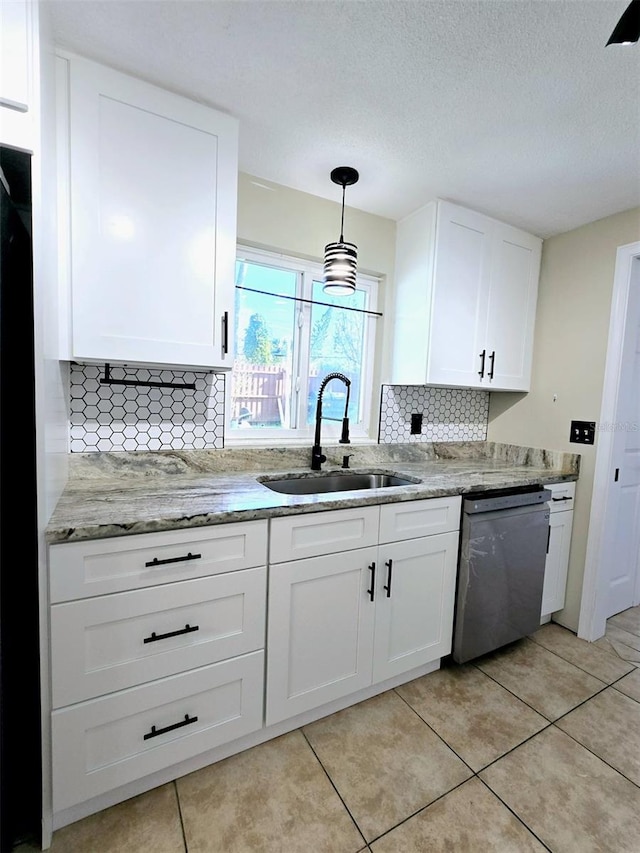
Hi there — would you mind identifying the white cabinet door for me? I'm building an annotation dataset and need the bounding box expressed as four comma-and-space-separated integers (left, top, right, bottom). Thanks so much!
0, 0, 34, 151
485, 223, 542, 391
427, 202, 492, 388
392, 199, 541, 392
373, 532, 459, 683
266, 547, 377, 725
61, 54, 238, 369
541, 510, 574, 617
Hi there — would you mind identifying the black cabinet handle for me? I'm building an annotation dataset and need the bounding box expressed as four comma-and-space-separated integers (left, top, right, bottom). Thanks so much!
478, 349, 486, 378
145, 552, 201, 568
383, 559, 393, 598
547, 525, 551, 554
367, 562, 376, 602
488, 350, 495, 379
551, 496, 573, 502
143, 624, 200, 644
143, 713, 198, 741
222, 311, 229, 355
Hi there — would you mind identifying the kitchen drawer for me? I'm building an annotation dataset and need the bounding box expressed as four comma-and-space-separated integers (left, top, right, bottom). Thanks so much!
52, 650, 264, 812
269, 506, 380, 563
378, 496, 461, 544
51, 568, 266, 708
547, 481, 576, 513
49, 520, 268, 602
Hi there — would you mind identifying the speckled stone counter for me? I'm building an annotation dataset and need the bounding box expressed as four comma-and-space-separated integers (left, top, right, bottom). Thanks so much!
46, 442, 580, 544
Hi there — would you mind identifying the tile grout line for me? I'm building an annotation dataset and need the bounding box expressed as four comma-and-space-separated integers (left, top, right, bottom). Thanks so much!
390, 687, 555, 847
392, 687, 477, 774
470, 654, 611, 724
299, 728, 368, 851
374, 689, 555, 850
527, 633, 635, 681
549, 721, 640, 791
363, 776, 472, 847
527, 623, 630, 685
475, 776, 553, 852
172, 780, 189, 853
611, 682, 640, 706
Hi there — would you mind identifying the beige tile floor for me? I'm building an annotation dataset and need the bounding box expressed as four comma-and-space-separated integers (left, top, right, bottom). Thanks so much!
20, 608, 640, 853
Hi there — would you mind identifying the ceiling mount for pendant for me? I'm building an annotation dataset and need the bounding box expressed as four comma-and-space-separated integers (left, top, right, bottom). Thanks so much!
323, 166, 359, 296
330, 166, 359, 188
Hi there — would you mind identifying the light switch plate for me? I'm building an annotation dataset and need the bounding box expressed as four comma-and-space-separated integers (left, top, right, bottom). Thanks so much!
570, 420, 596, 445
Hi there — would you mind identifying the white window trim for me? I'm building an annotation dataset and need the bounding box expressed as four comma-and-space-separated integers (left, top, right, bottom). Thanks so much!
225, 245, 380, 448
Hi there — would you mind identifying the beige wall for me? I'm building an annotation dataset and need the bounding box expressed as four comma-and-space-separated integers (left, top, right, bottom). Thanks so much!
236, 172, 397, 430
489, 207, 640, 632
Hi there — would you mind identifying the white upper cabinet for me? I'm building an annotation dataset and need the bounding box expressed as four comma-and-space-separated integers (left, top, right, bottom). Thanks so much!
57, 54, 238, 370
0, 0, 35, 151
391, 200, 542, 391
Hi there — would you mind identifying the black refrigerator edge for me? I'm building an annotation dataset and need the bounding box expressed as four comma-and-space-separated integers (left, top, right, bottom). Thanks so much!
0, 145, 42, 851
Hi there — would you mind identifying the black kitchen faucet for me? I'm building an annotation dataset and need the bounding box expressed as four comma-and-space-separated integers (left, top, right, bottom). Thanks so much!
311, 372, 351, 470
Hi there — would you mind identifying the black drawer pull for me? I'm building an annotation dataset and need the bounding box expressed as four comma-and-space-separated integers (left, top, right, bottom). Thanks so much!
478, 349, 486, 378
367, 562, 376, 602
488, 350, 495, 380
145, 552, 201, 568
144, 713, 198, 741
383, 559, 393, 598
143, 624, 200, 644
551, 496, 573, 502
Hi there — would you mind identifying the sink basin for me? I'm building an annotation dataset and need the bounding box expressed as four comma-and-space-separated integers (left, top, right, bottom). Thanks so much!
259, 472, 418, 495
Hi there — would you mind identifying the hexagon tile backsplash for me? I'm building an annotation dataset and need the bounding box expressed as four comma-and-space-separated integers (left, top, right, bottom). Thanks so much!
69, 364, 225, 452
69, 366, 490, 452
378, 385, 489, 443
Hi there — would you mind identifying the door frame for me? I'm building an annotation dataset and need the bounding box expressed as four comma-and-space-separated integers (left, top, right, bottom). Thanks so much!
578, 240, 640, 641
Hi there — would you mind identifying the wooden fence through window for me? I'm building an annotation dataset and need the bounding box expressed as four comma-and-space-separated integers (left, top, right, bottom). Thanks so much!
231, 361, 288, 426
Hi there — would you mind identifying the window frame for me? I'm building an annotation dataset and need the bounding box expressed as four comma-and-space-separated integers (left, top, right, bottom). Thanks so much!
225, 245, 380, 446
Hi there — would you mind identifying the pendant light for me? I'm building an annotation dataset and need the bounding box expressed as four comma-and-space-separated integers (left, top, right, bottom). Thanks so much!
606, 0, 640, 45
323, 166, 359, 295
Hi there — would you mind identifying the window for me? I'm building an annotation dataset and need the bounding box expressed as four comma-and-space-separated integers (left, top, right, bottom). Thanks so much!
228, 247, 379, 442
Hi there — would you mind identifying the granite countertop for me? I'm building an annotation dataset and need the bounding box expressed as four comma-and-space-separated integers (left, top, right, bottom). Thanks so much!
46, 441, 580, 545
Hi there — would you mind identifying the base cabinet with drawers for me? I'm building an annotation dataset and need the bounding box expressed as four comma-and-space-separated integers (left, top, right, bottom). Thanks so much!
541, 481, 576, 618
48, 520, 268, 814
266, 498, 461, 726
47, 497, 462, 823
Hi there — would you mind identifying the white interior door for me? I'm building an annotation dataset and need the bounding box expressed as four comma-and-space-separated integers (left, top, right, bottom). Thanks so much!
605, 258, 640, 617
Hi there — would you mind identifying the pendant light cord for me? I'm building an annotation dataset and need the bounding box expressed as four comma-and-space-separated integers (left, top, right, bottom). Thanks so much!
339, 182, 346, 242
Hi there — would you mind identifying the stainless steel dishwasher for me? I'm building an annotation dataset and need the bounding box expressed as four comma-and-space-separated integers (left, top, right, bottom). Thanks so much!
452, 486, 552, 664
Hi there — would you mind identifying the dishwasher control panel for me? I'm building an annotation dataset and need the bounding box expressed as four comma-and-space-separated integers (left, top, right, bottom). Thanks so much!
463, 487, 552, 514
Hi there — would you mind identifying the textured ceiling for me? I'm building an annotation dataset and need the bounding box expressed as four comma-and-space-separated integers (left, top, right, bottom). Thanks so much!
48, 0, 640, 238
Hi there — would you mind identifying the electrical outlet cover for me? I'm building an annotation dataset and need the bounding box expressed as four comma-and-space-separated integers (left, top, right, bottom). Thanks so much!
410, 413, 423, 435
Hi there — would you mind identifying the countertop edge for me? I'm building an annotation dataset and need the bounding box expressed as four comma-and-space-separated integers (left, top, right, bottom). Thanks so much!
46, 470, 578, 546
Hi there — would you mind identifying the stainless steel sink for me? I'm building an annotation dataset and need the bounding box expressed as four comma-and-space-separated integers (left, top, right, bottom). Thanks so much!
259, 472, 417, 495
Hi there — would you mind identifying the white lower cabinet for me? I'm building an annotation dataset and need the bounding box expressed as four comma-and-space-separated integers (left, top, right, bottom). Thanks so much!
51, 567, 266, 707
266, 498, 461, 726
373, 533, 459, 683
267, 547, 378, 724
52, 651, 264, 813
541, 482, 576, 618
48, 522, 268, 815
48, 499, 462, 819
